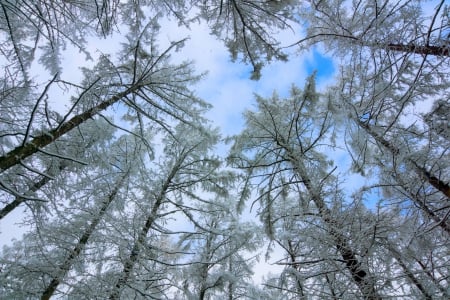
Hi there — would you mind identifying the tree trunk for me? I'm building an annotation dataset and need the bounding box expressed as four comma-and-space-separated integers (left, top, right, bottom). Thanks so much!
386, 43, 450, 57
282, 141, 381, 300
40, 172, 129, 300
0, 85, 139, 173
357, 120, 450, 199
228, 254, 234, 300
0, 162, 67, 220
387, 245, 433, 300
108, 154, 185, 299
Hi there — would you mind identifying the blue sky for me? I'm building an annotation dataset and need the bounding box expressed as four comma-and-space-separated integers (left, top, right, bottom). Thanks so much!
305, 49, 335, 81
162, 20, 336, 137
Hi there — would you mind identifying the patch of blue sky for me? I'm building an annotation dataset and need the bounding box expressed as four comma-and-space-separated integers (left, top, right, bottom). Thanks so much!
304, 48, 335, 82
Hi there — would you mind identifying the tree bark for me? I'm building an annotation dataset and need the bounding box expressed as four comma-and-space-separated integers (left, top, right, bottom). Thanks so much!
386, 43, 450, 57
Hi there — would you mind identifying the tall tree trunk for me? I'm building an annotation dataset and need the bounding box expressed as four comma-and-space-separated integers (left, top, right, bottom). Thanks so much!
108, 154, 185, 299
386, 43, 450, 57
40, 171, 129, 300
281, 140, 381, 300
227, 254, 234, 300
0, 162, 67, 220
357, 120, 450, 199
0, 85, 140, 173
387, 245, 433, 300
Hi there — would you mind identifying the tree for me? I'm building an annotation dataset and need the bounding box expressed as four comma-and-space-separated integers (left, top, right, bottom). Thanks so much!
228, 77, 382, 299
301, 0, 449, 187
0, 2, 250, 299
175, 196, 261, 299
296, 1, 450, 57
104, 123, 236, 299
0, 119, 241, 299
0, 125, 139, 298
39, 131, 149, 300
228, 74, 449, 298
195, 0, 296, 79
0, 117, 116, 220
0, 20, 209, 228
293, 0, 450, 234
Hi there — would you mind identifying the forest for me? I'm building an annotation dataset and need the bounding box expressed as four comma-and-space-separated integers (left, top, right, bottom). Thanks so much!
0, 1, 449, 299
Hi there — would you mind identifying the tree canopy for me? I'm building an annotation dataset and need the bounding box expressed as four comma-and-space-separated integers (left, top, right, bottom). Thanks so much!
0, 1, 449, 299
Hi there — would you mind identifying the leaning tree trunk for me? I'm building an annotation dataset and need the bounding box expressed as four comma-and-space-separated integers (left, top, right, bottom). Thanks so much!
0, 85, 140, 173
281, 140, 381, 300
385, 43, 450, 57
357, 120, 449, 199
387, 245, 433, 300
0, 162, 67, 220
40, 171, 129, 300
108, 154, 185, 299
